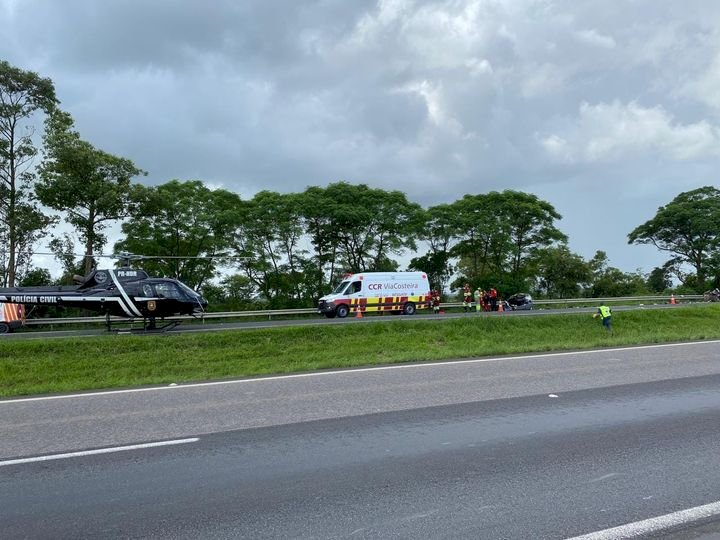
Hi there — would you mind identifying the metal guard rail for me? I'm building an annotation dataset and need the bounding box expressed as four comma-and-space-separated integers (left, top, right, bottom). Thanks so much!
22, 295, 706, 327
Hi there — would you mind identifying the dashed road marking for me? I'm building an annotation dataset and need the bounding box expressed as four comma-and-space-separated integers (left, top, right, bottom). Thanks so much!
0, 438, 199, 467
566, 500, 720, 539
589, 473, 619, 483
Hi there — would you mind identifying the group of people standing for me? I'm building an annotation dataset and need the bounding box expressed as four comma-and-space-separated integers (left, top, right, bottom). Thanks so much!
429, 284, 614, 335
462, 284, 500, 313
428, 284, 502, 314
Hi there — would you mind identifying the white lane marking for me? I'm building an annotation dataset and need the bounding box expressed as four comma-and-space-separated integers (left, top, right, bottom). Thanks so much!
3, 339, 720, 404
566, 500, 720, 539
0, 438, 199, 467
588, 473, 619, 483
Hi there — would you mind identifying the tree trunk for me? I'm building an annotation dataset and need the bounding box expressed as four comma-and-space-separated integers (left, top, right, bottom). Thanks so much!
6, 130, 16, 287
84, 210, 96, 275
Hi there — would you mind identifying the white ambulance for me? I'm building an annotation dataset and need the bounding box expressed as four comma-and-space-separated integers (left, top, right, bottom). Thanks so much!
0, 302, 24, 333
318, 272, 431, 318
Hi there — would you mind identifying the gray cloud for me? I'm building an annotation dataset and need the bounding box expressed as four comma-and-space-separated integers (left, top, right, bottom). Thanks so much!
2, 0, 720, 273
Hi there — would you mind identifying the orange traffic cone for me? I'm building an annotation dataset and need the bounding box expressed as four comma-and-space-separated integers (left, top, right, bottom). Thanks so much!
670, 294, 676, 305
356, 308, 363, 318
498, 301, 504, 312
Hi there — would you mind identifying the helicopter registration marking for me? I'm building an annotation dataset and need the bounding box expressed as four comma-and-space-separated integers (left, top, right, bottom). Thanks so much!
10, 295, 58, 304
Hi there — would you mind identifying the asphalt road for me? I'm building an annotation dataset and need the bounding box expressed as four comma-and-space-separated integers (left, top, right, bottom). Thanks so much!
2, 340, 720, 538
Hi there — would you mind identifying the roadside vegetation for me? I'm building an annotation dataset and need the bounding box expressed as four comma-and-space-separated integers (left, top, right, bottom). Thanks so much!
2, 304, 720, 398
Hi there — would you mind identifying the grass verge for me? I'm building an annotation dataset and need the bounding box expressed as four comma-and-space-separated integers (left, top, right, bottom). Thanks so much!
2, 304, 719, 398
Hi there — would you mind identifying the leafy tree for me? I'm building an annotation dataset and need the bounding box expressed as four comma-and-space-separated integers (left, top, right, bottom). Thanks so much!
201, 274, 259, 311
451, 190, 566, 295
0, 202, 55, 285
233, 191, 309, 307
17, 266, 62, 318
37, 110, 145, 274
0, 60, 57, 285
409, 205, 457, 292
591, 267, 647, 297
451, 194, 509, 288
19, 267, 52, 287
408, 251, 451, 293
296, 186, 340, 298
326, 182, 422, 273
534, 245, 591, 298
646, 265, 672, 293
48, 232, 86, 283
706, 252, 720, 289
500, 190, 566, 276
628, 186, 720, 289
588, 250, 610, 276
299, 182, 422, 281
116, 180, 244, 289
586, 251, 647, 297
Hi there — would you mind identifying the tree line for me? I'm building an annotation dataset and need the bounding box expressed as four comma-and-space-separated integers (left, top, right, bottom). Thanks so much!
2, 60, 719, 312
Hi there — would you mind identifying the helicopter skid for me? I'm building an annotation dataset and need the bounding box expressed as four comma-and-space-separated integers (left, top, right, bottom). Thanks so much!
110, 319, 182, 333
113, 321, 180, 334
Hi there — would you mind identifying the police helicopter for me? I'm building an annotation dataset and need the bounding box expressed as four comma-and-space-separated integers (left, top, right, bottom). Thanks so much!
0, 252, 209, 332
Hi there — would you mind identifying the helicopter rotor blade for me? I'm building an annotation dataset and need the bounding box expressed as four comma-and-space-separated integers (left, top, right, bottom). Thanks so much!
17, 251, 250, 261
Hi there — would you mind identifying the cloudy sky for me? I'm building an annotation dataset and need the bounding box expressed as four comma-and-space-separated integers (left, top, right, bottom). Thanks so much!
2, 0, 720, 275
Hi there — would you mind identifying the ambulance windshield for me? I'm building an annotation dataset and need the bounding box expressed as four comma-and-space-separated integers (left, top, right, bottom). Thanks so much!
332, 280, 350, 294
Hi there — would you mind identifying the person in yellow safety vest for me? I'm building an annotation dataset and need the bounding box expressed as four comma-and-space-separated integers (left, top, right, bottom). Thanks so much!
593, 303, 613, 334
462, 283, 472, 312
474, 288, 483, 312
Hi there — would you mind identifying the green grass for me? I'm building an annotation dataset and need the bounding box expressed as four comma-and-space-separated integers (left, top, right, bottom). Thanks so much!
2, 304, 720, 398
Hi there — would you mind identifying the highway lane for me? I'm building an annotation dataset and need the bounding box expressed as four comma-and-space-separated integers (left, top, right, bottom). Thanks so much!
2, 370, 720, 538
2, 340, 720, 459
1, 301, 697, 339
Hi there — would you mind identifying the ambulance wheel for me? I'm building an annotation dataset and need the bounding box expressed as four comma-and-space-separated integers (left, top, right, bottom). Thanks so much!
324, 312, 336, 319
336, 304, 350, 318
0, 322, 10, 334
402, 302, 416, 315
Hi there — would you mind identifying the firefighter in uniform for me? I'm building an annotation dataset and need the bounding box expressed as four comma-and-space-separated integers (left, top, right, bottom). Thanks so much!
462, 283, 472, 312
431, 289, 441, 314
489, 287, 498, 311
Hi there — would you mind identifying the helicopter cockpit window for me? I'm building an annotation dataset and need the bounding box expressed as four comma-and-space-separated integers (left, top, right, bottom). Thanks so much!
142, 284, 153, 297
155, 282, 184, 300
177, 282, 199, 297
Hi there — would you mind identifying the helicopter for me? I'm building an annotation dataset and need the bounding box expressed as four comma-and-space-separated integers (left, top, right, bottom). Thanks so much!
0, 252, 209, 332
